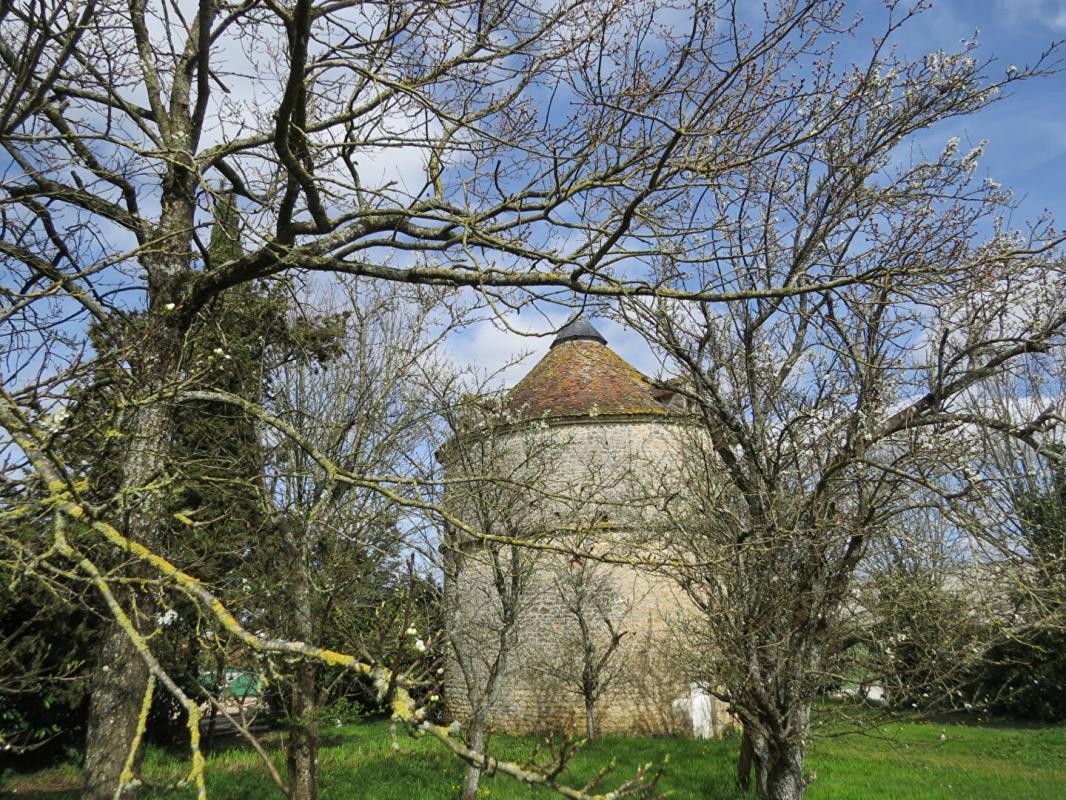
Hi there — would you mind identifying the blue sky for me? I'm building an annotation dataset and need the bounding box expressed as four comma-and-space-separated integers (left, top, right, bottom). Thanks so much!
451, 0, 1066, 386
864, 0, 1066, 222
7, 1, 1060, 395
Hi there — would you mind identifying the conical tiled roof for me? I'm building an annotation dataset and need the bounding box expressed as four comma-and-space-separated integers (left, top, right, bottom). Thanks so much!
505, 317, 669, 419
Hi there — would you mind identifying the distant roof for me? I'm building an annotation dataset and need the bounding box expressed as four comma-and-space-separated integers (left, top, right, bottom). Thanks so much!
505, 316, 669, 419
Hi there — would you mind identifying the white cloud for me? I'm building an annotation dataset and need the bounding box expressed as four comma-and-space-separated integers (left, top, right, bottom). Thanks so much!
443, 308, 576, 389
993, 0, 1066, 30
444, 308, 662, 391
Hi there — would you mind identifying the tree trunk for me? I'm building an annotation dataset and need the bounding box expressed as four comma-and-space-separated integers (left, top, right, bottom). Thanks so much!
460, 716, 486, 800
759, 703, 813, 800
204, 655, 226, 751
286, 539, 319, 800
82, 397, 175, 800
81, 131, 197, 798
762, 739, 808, 800
737, 725, 768, 797
82, 623, 151, 800
737, 727, 754, 793
286, 659, 319, 800
584, 696, 596, 741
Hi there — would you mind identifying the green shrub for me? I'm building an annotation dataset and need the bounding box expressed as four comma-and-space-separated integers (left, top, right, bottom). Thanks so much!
970, 627, 1066, 723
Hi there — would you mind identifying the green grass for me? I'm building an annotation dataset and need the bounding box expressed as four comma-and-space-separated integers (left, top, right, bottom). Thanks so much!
3, 718, 1065, 799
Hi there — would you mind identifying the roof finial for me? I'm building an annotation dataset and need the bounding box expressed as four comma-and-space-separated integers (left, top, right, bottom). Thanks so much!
550, 314, 607, 348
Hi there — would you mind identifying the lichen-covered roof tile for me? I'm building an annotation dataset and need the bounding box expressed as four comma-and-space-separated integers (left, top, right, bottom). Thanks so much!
505, 338, 669, 419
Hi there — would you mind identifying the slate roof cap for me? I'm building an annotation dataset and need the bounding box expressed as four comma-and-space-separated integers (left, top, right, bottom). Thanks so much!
550, 314, 608, 348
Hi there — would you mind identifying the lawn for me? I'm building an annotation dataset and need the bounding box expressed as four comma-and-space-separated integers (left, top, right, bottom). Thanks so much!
3, 717, 1064, 799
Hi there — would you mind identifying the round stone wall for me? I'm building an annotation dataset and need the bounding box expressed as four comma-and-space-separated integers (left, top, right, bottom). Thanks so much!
442, 415, 730, 737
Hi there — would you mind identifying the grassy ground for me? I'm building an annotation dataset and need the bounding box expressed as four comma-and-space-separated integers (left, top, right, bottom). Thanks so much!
3, 717, 1064, 799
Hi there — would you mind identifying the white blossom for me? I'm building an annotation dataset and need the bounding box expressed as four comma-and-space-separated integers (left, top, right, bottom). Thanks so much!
156, 609, 180, 627
960, 141, 987, 171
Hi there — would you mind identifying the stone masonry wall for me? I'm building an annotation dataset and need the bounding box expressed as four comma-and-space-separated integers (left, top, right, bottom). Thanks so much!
443, 416, 732, 737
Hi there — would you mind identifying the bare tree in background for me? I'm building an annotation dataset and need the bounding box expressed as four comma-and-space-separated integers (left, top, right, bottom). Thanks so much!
855, 508, 991, 714
624, 168, 1066, 800
938, 369, 1066, 720
439, 400, 554, 800
551, 554, 631, 742
0, 0, 1061, 798
260, 278, 457, 800
954, 363, 1066, 630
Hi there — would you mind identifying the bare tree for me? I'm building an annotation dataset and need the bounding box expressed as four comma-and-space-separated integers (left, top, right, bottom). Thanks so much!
855, 508, 991, 714
550, 555, 631, 741
623, 170, 1066, 800
261, 278, 454, 800
954, 369, 1066, 632
439, 399, 553, 800
938, 379, 1066, 720
604, 9, 1066, 795
445, 538, 533, 800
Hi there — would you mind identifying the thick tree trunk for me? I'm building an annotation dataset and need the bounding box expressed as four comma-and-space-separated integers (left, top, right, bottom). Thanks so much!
763, 738, 808, 800
82, 623, 151, 800
584, 697, 596, 741
82, 397, 175, 800
758, 703, 813, 800
81, 121, 200, 798
460, 721, 486, 800
737, 726, 768, 797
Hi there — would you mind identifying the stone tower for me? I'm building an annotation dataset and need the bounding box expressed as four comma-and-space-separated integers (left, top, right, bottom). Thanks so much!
442, 315, 729, 738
